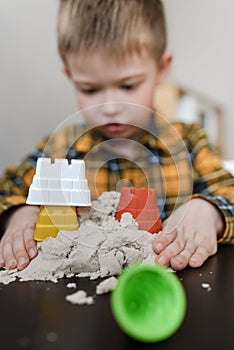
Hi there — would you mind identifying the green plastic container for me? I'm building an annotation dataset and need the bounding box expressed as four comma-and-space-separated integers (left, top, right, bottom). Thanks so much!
111, 263, 186, 343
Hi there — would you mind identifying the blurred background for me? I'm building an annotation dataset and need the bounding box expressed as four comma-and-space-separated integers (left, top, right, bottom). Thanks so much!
0, 0, 234, 174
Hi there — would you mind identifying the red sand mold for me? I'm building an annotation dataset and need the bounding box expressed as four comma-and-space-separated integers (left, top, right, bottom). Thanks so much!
115, 187, 162, 233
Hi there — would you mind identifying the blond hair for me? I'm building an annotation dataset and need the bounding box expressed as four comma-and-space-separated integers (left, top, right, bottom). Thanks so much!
58, 0, 167, 65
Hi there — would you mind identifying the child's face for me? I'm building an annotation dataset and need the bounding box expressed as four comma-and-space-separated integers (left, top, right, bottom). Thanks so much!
65, 49, 171, 140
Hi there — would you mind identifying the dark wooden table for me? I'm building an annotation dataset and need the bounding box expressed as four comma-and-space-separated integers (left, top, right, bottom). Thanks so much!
0, 245, 233, 350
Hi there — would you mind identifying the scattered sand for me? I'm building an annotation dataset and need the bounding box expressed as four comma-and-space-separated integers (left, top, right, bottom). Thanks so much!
66, 282, 77, 289
65, 290, 94, 305
0, 192, 158, 286
96, 276, 118, 295
201, 283, 212, 292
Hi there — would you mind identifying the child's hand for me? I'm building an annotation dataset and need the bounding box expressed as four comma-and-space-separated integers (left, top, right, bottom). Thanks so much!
0, 205, 39, 270
153, 198, 225, 270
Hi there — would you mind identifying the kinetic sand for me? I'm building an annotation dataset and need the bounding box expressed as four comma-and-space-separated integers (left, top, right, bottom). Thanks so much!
0, 192, 158, 285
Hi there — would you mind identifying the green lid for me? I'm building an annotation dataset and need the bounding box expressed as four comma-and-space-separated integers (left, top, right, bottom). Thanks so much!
111, 263, 186, 343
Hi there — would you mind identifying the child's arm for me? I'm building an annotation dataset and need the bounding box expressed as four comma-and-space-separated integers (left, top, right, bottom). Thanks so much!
0, 157, 38, 270
0, 137, 53, 270
0, 205, 39, 270
153, 198, 225, 270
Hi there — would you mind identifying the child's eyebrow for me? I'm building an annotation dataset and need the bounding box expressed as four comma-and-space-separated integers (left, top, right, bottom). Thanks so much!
73, 73, 146, 86
74, 81, 97, 86
117, 73, 146, 83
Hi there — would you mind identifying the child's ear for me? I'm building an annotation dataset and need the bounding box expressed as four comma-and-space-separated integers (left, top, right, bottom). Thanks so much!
62, 65, 72, 80
156, 52, 173, 85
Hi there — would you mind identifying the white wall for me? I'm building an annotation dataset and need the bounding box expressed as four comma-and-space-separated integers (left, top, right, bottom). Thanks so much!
0, 0, 76, 174
0, 0, 234, 174
163, 0, 234, 159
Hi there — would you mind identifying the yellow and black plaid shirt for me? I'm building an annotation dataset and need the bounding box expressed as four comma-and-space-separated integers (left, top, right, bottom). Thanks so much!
0, 117, 234, 244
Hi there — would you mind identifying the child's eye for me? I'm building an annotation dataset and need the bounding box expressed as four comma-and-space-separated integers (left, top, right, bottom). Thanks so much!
121, 84, 136, 90
80, 88, 99, 94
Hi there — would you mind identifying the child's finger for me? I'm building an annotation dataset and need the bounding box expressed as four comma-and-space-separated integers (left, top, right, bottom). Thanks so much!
11, 235, 30, 270
1, 238, 17, 270
170, 240, 197, 270
154, 234, 186, 267
0, 245, 5, 268
188, 245, 210, 268
153, 228, 177, 254
23, 229, 38, 259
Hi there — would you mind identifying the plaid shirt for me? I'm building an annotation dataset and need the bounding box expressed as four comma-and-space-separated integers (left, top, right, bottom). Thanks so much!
1, 117, 234, 244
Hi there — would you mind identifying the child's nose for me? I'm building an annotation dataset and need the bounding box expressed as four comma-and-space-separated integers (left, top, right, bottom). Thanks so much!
100, 89, 123, 116
101, 101, 123, 116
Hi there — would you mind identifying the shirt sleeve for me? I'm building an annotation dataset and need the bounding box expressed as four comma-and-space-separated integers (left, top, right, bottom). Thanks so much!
0, 142, 49, 215
0, 125, 84, 215
185, 123, 234, 244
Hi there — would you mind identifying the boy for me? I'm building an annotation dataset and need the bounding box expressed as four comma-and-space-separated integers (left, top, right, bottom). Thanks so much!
0, 0, 233, 272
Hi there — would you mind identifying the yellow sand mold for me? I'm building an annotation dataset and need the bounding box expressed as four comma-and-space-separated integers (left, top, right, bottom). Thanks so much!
34, 205, 79, 241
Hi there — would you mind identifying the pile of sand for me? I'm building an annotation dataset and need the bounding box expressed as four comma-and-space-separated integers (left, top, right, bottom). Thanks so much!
0, 192, 158, 285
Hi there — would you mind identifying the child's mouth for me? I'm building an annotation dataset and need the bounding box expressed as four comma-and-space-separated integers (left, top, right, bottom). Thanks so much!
103, 123, 127, 133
